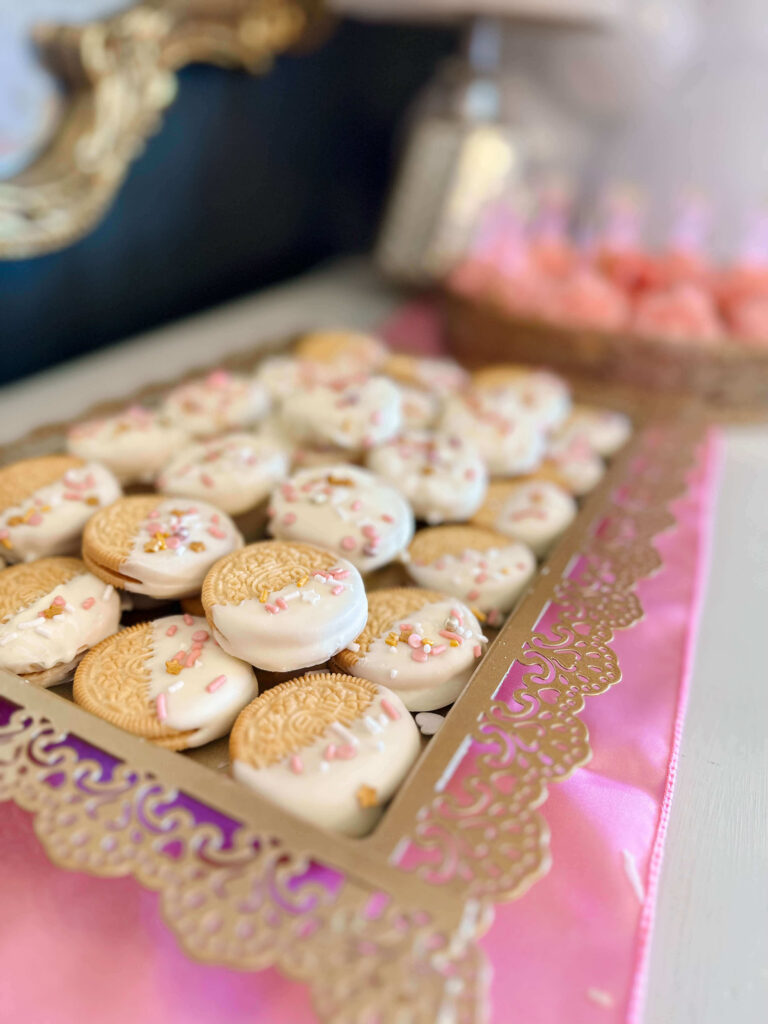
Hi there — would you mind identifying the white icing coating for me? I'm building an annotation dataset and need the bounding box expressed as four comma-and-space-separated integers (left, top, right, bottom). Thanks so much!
146, 615, 258, 747
0, 572, 120, 681
161, 370, 270, 437
407, 541, 536, 618
232, 685, 419, 836
490, 480, 577, 556
279, 376, 402, 452
267, 464, 414, 573
558, 405, 632, 457
475, 370, 571, 431
120, 499, 243, 599
67, 406, 189, 484
366, 430, 487, 524
157, 433, 289, 516
399, 385, 441, 429
440, 395, 547, 477
544, 434, 606, 496
352, 599, 486, 712
0, 462, 121, 563
211, 557, 367, 672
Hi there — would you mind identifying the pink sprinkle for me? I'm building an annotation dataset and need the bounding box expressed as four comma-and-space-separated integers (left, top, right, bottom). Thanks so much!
201, 474, 215, 488
156, 694, 168, 721
478, 560, 488, 569
407, 633, 422, 649
340, 536, 356, 551
192, 629, 209, 642
276, 598, 288, 610
475, 573, 488, 584
265, 603, 279, 614
439, 629, 462, 642
331, 585, 344, 596
281, 483, 297, 500
207, 369, 231, 388
211, 513, 220, 524
361, 525, 379, 539
186, 507, 198, 515
64, 492, 82, 501
166, 536, 181, 549
165, 624, 178, 637
381, 513, 394, 523
282, 512, 297, 526
0, 530, 8, 540
206, 674, 227, 693
186, 649, 202, 668
370, 410, 382, 425
148, 510, 160, 519
172, 648, 187, 664
330, 568, 350, 580
183, 613, 194, 626
81, 597, 95, 610
52, 596, 66, 606
450, 608, 464, 624
335, 744, 357, 759
324, 744, 337, 761
465, 468, 476, 481
208, 526, 227, 539
430, 644, 447, 655
412, 648, 429, 662
27, 513, 43, 526
467, 588, 480, 600
473, 644, 482, 658
400, 623, 413, 632
350, 499, 362, 511
289, 755, 304, 774
381, 698, 401, 721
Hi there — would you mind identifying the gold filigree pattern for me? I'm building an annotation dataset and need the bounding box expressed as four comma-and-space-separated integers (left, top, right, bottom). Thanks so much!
201, 540, 339, 607
334, 587, 449, 667
230, 673, 377, 768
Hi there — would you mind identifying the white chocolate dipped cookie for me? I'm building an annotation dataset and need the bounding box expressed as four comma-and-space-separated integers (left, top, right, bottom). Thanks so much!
157, 433, 289, 516
294, 329, 388, 373
161, 369, 270, 438
538, 434, 605, 496
366, 429, 487, 525
440, 394, 547, 477
0, 455, 121, 563
557, 404, 632, 457
471, 365, 571, 431
201, 540, 368, 673
335, 588, 487, 712
74, 614, 258, 749
267, 464, 414, 573
83, 495, 243, 600
472, 478, 577, 557
279, 376, 402, 454
398, 385, 441, 430
406, 525, 536, 625
67, 406, 189, 484
230, 672, 419, 836
0, 557, 121, 686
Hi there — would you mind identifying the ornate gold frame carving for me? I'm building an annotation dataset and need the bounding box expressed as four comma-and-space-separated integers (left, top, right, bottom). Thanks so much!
0, 1, 326, 259
0, 336, 705, 1021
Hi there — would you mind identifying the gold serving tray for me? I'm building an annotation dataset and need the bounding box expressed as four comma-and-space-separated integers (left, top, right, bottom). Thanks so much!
0, 335, 705, 1023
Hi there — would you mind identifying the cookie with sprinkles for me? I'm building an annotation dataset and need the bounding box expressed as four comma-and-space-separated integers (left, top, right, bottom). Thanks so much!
73, 614, 258, 749
334, 587, 487, 712
67, 405, 189, 484
279, 375, 402, 454
294, 329, 388, 373
0, 557, 120, 686
0, 454, 121, 563
382, 353, 469, 398
230, 671, 419, 836
406, 525, 536, 624
471, 478, 577, 557
470, 364, 571, 431
161, 369, 270, 438
366, 429, 487, 524
82, 495, 243, 600
202, 540, 368, 672
157, 432, 289, 520
555, 404, 632, 457
538, 433, 605, 496
440, 393, 547, 477
267, 464, 414, 573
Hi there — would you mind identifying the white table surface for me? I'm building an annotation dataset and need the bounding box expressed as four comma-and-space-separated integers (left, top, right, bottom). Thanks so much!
1, 258, 766, 1024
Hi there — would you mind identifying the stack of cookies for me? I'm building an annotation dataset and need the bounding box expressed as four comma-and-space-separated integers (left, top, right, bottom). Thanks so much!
0, 331, 631, 836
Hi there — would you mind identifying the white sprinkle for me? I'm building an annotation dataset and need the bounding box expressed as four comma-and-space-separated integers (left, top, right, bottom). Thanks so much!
331, 721, 358, 745
587, 988, 614, 1009
423, 644, 432, 654
477, 634, 489, 643
168, 679, 184, 693
378, 713, 389, 728
301, 589, 320, 605
0, 632, 18, 645
363, 715, 381, 734
376, 740, 385, 752
35, 626, 52, 638
102, 585, 114, 600
622, 849, 646, 903
346, 641, 360, 653
63, 603, 76, 613
319, 761, 329, 772
283, 590, 300, 602
18, 620, 41, 630
456, 626, 466, 635
389, 668, 398, 680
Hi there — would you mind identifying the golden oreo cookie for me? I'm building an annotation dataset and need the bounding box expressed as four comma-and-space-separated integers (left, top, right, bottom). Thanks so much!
0, 556, 121, 686
334, 587, 486, 712
230, 671, 419, 836
471, 478, 577, 556
0, 454, 121, 563
202, 540, 368, 673
74, 614, 257, 749
470, 364, 571, 430
406, 525, 536, 623
82, 495, 243, 600
294, 329, 388, 371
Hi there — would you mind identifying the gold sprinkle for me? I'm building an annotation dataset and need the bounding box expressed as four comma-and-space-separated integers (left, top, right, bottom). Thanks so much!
385, 633, 399, 647
471, 607, 487, 623
449, 640, 460, 647
7, 516, 23, 527
85, 496, 99, 507
41, 605, 64, 619
259, 589, 269, 604
0, 538, 11, 550
356, 784, 378, 809
189, 541, 206, 552
170, 509, 187, 518
165, 660, 182, 675
327, 475, 354, 487
296, 575, 308, 588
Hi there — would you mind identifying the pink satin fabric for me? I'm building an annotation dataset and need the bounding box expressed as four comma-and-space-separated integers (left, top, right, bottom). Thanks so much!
0, 307, 718, 1022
